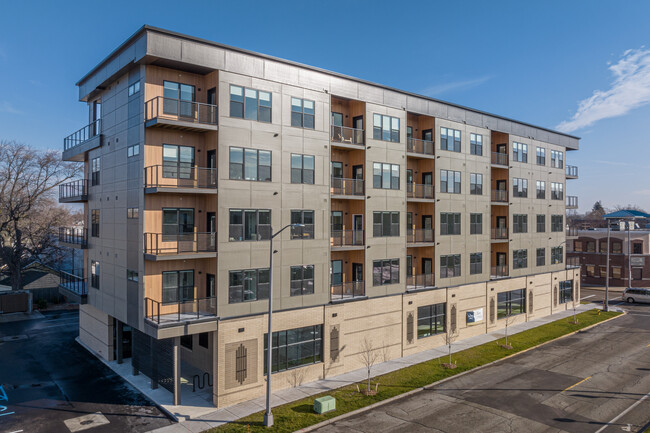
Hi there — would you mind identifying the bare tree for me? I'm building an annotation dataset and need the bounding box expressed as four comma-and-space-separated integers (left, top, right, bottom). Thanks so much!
444, 328, 459, 368
571, 295, 579, 325
288, 368, 305, 388
0, 140, 81, 290
358, 337, 378, 395
501, 313, 516, 349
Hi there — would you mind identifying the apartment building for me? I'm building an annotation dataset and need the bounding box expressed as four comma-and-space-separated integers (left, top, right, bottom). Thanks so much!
58, 25, 581, 408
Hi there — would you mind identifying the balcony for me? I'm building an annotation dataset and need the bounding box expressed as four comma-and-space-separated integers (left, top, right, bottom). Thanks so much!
144, 232, 217, 261
144, 165, 217, 194
491, 189, 508, 204
406, 228, 434, 246
59, 227, 87, 249
331, 229, 364, 250
406, 273, 436, 291
566, 256, 580, 269
144, 97, 218, 132
58, 271, 87, 304
59, 179, 88, 203
62, 120, 102, 161
407, 183, 435, 201
566, 196, 578, 209
491, 152, 508, 167
330, 177, 364, 198
331, 281, 365, 301
490, 265, 509, 279
406, 138, 434, 158
491, 227, 509, 241
145, 297, 217, 327
566, 165, 578, 179
566, 227, 578, 238
330, 125, 365, 148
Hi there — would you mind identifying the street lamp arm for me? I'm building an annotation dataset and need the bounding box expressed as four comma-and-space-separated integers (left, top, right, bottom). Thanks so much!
271, 223, 304, 239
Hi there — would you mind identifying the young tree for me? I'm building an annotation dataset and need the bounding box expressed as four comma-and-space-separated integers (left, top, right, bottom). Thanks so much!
501, 313, 516, 349
0, 140, 81, 290
444, 328, 459, 368
358, 337, 378, 395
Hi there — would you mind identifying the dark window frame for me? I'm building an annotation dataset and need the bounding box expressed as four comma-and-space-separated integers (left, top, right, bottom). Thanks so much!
290, 97, 315, 129
440, 127, 461, 152
440, 254, 461, 278
264, 325, 322, 374
372, 113, 400, 142
162, 269, 194, 304
228, 267, 270, 303
470, 133, 483, 156
470, 252, 482, 275
290, 210, 314, 239
228, 147, 272, 182
291, 153, 315, 184
372, 162, 400, 190
229, 85, 272, 123
417, 303, 446, 339
373, 211, 400, 237
497, 289, 526, 318
290, 265, 315, 296
229, 209, 271, 242
372, 259, 400, 286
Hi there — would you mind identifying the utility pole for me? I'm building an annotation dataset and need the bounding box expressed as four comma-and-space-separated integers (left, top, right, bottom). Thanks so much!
605, 222, 610, 312
627, 220, 632, 289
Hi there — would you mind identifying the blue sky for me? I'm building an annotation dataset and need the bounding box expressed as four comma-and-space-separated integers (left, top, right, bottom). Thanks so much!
1, 0, 650, 213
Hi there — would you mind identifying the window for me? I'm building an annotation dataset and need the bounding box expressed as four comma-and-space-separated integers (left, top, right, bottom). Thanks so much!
586, 241, 596, 252
536, 248, 545, 266
330, 211, 343, 231
633, 242, 643, 254
199, 332, 209, 349
612, 266, 622, 278
163, 144, 195, 179
162, 270, 194, 303
290, 154, 315, 184
599, 266, 607, 278
163, 81, 195, 117
551, 182, 564, 200
90, 260, 100, 289
551, 150, 564, 168
373, 259, 400, 286
440, 254, 461, 278
91, 209, 100, 237
417, 303, 446, 338
586, 265, 596, 277
264, 325, 322, 374
497, 289, 525, 318
126, 270, 138, 282
559, 280, 573, 304
229, 268, 270, 303
536, 214, 545, 233
373, 212, 400, 237
470, 213, 483, 235
613, 242, 622, 254
470, 173, 483, 195
512, 142, 528, 162
536, 181, 545, 199
230, 85, 271, 122
440, 213, 461, 235
470, 253, 483, 275
551, 246, 563, 264
162, 208, 194, 241
291, 97, 315, 129
513, 249, 527, 269
91, 157, 100, 186
373, 163, 400, 190
127, 144, 139, 157
181, 335, 193, 350
513, 178, 528, 197
513, 215, 528, 233
290, 210, 314, 239
290, 265, 314, 296
373, 114, 400, 142
229, 147, 271, 182
127, 208, 139, 219
440, 127, 461, 152
127, 81, 140, 96
441, 170, 461, 194
470, 133, 483, 155
551, 215, 563, 232
536, 147, 546, 165
229, 209, 271, 241
575, 241, 584, 252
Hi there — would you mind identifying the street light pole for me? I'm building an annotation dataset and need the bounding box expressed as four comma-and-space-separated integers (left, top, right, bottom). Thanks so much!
627, 220, 632, 289
605, 223, 610, 312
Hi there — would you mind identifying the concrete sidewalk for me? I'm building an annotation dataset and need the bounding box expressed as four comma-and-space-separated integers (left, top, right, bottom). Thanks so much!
134, 304, 613, 433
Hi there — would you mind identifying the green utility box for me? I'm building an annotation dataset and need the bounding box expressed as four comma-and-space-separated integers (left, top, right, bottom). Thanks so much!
314, 396, 336, 414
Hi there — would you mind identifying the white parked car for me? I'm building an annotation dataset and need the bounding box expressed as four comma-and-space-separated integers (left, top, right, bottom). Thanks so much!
622, 288, 650, 304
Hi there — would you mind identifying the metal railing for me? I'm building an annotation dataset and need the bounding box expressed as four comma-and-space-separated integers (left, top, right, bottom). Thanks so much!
59, 227, 87, 247
145, 96, 218, 126
330, 177, 364, 196
566, 227, 578, 237
491, 227, 508, 240
144, 165, 217, 189
566, 165, 578, 177
566, 256, 580, 269
491, 151, 508, 166
145, 296, 217, 324
406, 273, 435, 291
331, 281, 365, 300
331, 229, 364, 247
59, 271, 87, 296
59, 179, 88, 201
407, 183, 434, 199
407, 137, 434, 156
567, 196, 578, 209
491, 189, 508, 202
490, 265, 508, 278
407, 228, 434, 243
63, 120, 101, 151
330, 125, 365, 146
144, 232, 217, 255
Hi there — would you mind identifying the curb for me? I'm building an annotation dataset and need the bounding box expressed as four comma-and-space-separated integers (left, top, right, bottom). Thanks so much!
296, 311, 626, 432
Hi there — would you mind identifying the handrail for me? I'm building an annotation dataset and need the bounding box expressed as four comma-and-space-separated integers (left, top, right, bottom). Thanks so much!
491, 151, 508, 166
491, 227, 508, 239
406, 273, 436, 291
566, 256, 580, 269
330, 177, 364, 196
59, 179, 88, 200
407, 183, 434, 199
567, 196, 578, 208
407, 137, 434, 155
63, 120, 101, 151
491, 189, 508, 202
145, 296, 217, 323
406, 228, 434, 243
331, 281, 365, 300
145, 96, 218, 125
144, 232, 217, 255
566, 227, 578, 237
330, 125, 365, 146
331, 229, 364, 247
144, 165, 217, 189
491, 265, 508, 278
566, 165, 578, 177
59, 271, 87, 296
59, 227, 87, 246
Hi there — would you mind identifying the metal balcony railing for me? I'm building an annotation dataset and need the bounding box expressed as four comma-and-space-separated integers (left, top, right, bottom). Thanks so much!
407, 137, 434, 156
491, 189, 508, 202
491, 265, 509, 278
59, 227, 87, 247
330, 177, 364, 196
63, 120, 101, 151
330, 125, 365, 146
145, 296, 217, 324
144, 165, 217, 190
59, 271, 87, 296
566, 227, 578, 237
145, 97, 218, 126
491, 152, 508, 166
567, 196, 578, 209
144, 232, 217, 255
407, 228, 434, 243
331, 281, 365, 300
59, 179, 88, 201
491, 227, 508, 240
406, 273, 435, 291
566, 256, 580, 269
566, 165, 578, 178
331, 229, 364, 247
407, 183, 434, 199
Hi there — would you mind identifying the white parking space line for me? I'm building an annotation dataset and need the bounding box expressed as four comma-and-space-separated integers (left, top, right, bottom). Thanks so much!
593, 389, 650, 433
580, 295, 595, 300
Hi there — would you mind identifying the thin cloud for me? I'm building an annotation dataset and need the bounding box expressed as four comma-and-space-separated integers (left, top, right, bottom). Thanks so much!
422, 76, 493, 96
557, 47, 650, 132
0, 102, 23, 115
633, 189, 650, 196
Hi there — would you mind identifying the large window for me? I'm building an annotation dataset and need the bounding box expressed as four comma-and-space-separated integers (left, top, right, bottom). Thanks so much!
559, 280, 573, 304
229, 268, 270, 303
373, 212, 400, 237
440, 127, 461, 152
536, 147, 546, 165
373, 114, 400, 142
230, 85, 271, 122
91, 157, 100, 186
513, 249, 528, 269
551, 246, 563, 264
291, 98, 315, 129
163, 144, 195, 179
440, 213, 461, 235
373, 163, 400, 190
470, 213, 483, 235
470, 133, 483, 155
264, 325, 322, 374
162, 270, 193, 304
417, 303, 446, 339
513, 214, 528, 233
229, 147, 271, 182
513, 178, 528, 197
373, 259, 399, 286
290, 265, 314, 296
551, 215, 563, 232
91, 209, 100, 237
536, 181, 546, 199
291, 154, 314, 184
551, 182, 564, 200
470, 173, 483, 195
536, 248, 545, 266
470, 253, 483, 275
512, 142, 528, 162
290, 210, 314, 239
441, 170, 461, 194
536, 214, 545, 233
163, 81, 195, 117
551, 150, 564, 168
162, 208, 194, 241
497, 289, 525, 318
229, 209, 271, 241
90, 260, 100, 289
440, 254, 461, 278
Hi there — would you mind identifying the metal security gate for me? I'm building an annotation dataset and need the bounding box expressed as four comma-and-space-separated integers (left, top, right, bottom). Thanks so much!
131, 328, 174, 392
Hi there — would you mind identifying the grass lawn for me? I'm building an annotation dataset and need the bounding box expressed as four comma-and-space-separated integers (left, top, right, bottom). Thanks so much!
209, 309, 620, 433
